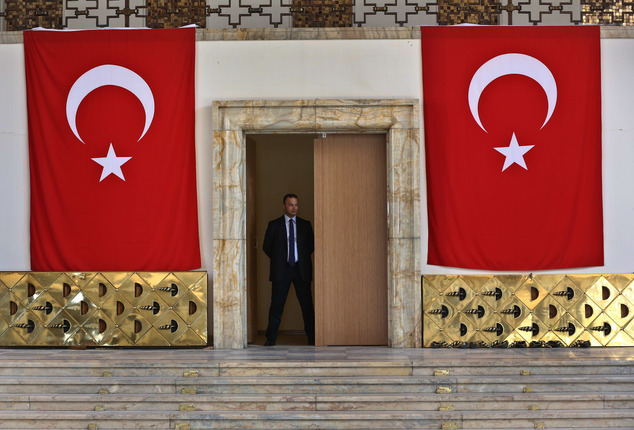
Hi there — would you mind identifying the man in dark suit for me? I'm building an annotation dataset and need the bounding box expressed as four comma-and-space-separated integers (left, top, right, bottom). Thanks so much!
262, 193, 315, 346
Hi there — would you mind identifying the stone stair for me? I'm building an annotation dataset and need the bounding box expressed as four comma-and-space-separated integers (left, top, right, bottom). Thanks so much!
0, 347, 632, 429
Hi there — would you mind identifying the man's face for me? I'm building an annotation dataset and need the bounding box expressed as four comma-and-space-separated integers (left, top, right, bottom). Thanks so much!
283, 197, 299, 218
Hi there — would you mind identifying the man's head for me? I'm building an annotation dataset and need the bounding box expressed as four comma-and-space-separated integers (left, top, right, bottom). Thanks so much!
283, 193, 299, 218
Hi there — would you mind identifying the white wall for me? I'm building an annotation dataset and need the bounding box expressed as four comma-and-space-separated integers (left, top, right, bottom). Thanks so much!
195, 39, 421, 274
1, 38, 632, 275
0, 43, 29, 269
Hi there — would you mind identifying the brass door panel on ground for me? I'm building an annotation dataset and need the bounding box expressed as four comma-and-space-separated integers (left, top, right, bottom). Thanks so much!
0, 272, 207, 347
423, 274, 634, 347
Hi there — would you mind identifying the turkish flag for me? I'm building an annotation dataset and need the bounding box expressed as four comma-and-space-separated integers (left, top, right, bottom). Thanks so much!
421, 26, 603, 270
24, 28, 201, 271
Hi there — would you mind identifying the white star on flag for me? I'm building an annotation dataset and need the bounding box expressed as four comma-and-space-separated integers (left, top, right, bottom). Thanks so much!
91, 143, 132, 182
494, 133, 534, 172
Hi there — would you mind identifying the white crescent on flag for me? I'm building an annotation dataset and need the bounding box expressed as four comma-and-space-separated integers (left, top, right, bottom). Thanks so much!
66, 64, 155, 144
468, 53, 557, 132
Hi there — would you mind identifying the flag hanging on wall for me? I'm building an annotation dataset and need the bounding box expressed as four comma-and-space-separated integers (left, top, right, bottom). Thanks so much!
421, 26, 603, 270
24, 28, 201, 271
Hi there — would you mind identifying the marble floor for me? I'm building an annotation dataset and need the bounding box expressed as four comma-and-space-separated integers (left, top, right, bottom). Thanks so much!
0, 344, 632, 364
250, 333, 311, 347
0, 344, 631, 429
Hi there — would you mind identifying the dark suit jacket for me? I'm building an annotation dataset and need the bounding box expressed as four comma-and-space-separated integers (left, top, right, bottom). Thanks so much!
263, 215, 314, 283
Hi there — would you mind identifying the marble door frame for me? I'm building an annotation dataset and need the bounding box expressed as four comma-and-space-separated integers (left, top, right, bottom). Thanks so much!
212, 99, 421, 349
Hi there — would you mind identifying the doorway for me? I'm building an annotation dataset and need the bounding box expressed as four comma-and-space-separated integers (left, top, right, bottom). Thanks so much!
246, 133, 388, 346
212, 99, 421, 349
247, 134, 315, 345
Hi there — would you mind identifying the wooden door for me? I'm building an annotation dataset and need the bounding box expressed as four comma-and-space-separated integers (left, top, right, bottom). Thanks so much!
314, 134, 388, 346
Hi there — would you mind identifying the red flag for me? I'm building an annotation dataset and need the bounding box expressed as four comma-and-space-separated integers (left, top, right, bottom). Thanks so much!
422, 26, 603, 270
24, 28, 200, 271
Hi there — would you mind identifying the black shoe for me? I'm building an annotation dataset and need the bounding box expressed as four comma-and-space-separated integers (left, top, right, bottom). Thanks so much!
264, 339, 276, 346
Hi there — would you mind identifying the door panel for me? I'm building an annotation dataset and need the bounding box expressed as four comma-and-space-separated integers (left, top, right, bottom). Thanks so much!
314, 134, 388, 346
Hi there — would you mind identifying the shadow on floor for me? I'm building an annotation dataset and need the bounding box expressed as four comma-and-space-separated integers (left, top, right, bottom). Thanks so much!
250, 333, 310, 346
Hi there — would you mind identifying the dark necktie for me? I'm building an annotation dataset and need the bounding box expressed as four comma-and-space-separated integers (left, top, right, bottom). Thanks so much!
288, 218, 296, 267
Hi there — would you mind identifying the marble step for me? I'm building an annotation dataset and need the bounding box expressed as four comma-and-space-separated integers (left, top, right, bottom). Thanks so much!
414, 362, 634, 376
0, 409, 632, 429
0, 362, 416, 377
1, 349, 633, 378
1, 392, 632, 412
0, 348, 631, 429
0, 374, 633, 394
1, 359, 633, 377
0, 363, 223, 378
220, 362, 634, 377
178, 409, 634, 429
